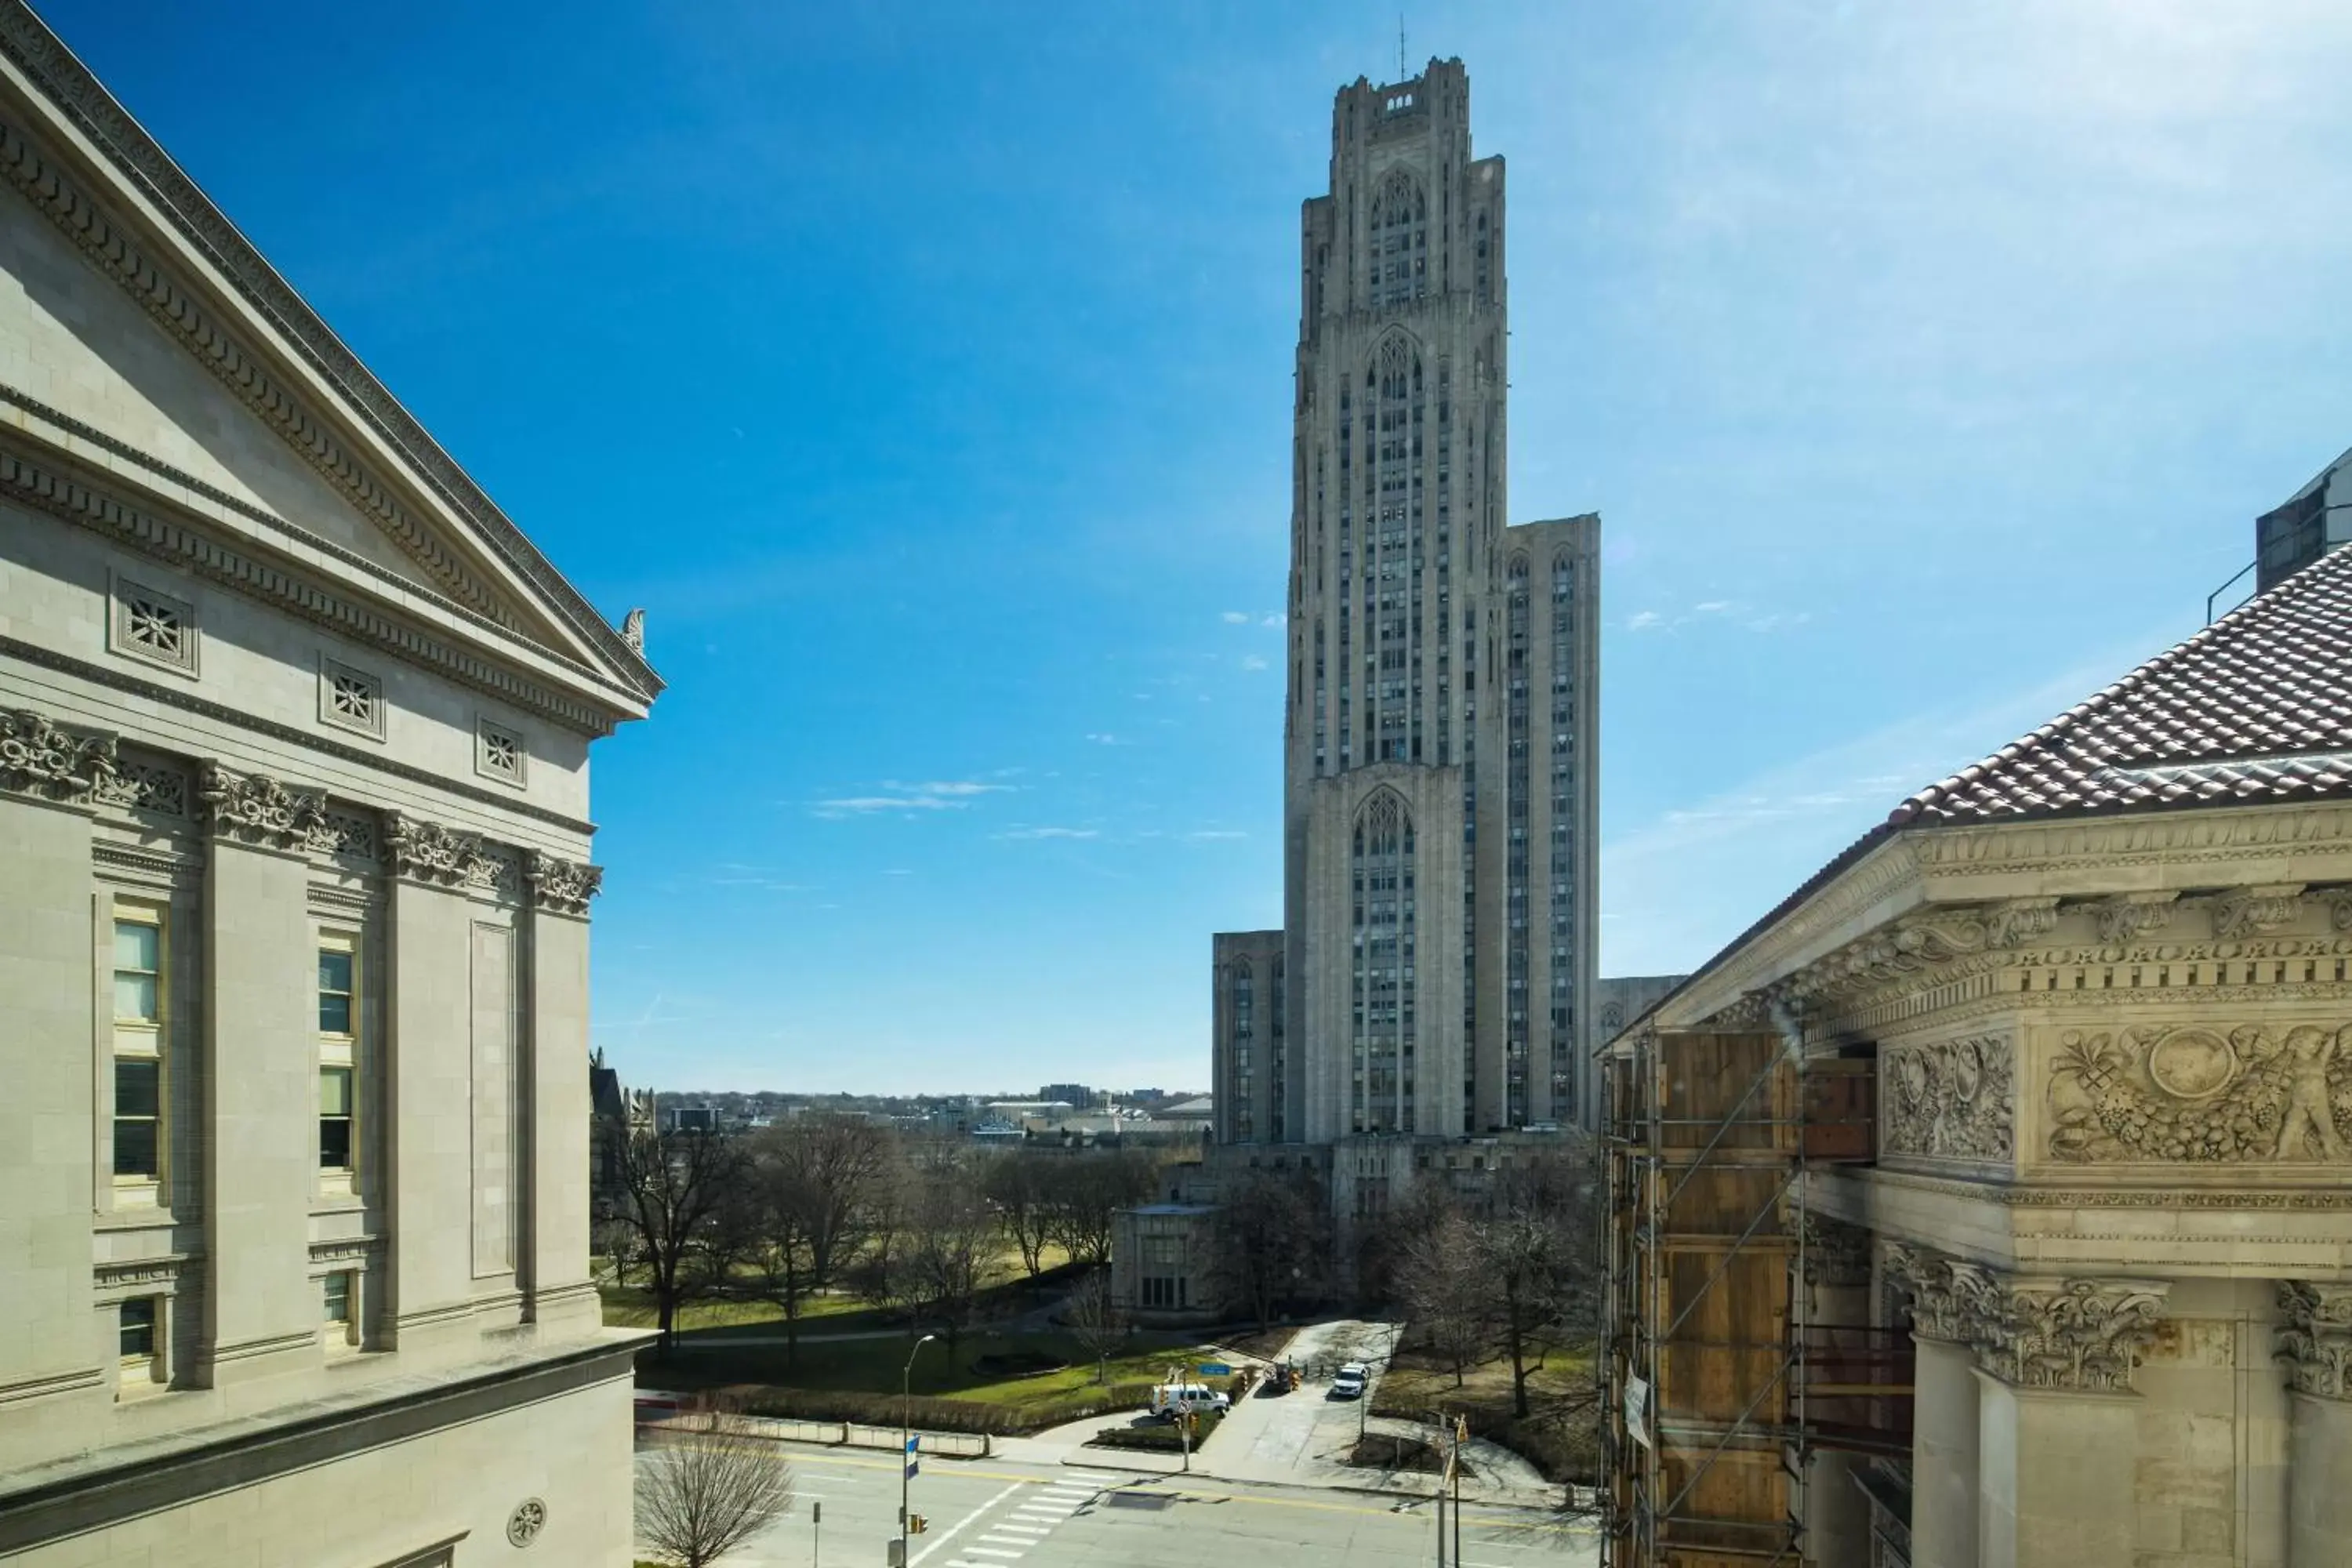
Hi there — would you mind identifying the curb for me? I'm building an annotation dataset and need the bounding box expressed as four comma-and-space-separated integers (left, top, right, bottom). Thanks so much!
1052, 1449, 1574, 1515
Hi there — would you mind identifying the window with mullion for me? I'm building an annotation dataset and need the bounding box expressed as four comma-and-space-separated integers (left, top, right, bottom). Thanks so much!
317, 937, 359, 1181
110, 912, 165, 1186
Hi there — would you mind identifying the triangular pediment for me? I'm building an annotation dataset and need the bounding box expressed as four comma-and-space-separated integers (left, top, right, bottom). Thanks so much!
0, 9, 659, 713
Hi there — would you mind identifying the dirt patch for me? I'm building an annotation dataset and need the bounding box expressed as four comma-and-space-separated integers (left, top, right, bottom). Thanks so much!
1345, 1434, 1458, 1475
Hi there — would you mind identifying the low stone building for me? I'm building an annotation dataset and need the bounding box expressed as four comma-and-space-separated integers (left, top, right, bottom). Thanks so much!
0, 6, 660, 1563
1602, 544, 2352, 1567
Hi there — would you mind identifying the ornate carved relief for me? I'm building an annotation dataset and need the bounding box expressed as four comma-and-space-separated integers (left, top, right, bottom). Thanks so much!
94, 750, 191, 817
1985, 898, 2059, 949
1800, 1212, 1874, 1288
383, 811, 489, 888
1973, 1276, 2169, 1392
1884, 1246, 2169, 1392
0, 706, 117, 802
2276, 1280, 2352, 1400
200, 764, 329, 851
1883, 1036, 2013, 1161
318, 806, 378, 861
2047, 1025, 2352, 1163
2095, 892, 2176, 943
2214, 885, 2307, 940
525, 850, 603, 916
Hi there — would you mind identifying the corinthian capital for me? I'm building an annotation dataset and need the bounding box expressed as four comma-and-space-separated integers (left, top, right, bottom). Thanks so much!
525, 850, 603, 916
200, 764, 328, 850
0, 706, 118, 803
1972, 1275, 2170, 1392
2277, 1280, 2352, 1400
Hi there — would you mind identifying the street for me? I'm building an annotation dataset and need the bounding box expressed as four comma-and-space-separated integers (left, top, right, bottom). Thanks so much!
632, 1439, 1598, 1568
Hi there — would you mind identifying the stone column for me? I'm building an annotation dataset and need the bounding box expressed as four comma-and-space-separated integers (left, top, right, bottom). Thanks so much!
0, 711, 110, 1439
198, 768, 336, 1392
522, 851, 601, 1337
1886, 1245, 1982, 1568
1799, 1214, 1874, 1568
1970, 1274, 2169, 1568
2277, 1281, 2352, 1566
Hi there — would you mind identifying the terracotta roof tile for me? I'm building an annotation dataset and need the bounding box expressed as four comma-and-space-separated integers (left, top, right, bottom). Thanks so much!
1888, 545, 2352, 826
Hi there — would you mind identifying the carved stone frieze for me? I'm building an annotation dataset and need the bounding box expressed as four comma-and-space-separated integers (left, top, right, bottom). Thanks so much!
94, 750, 191, 818
2046, 1024, 2351, 1163
2276, 1280, 2352, 1400
1973, 1276, 2169, 1392
1985, 898, 2060, 949
1883, 1036, 2014, 1161
383, 811, 490, 889
200, 764, 329, 851
0, 706, 118, 802
2095, 891, 2176, 944
1800, 1212, 1874, 1288
525, 850, 603, 916
2214, 885, 2308, 940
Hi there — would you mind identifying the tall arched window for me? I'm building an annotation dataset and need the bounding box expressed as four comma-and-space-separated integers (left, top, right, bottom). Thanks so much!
1356, 333, 1425, 765
1370, 169, 1428, 310
1350, 790, 1415, 1133
1229, 960, 1256, 1141
1549, 550, 1578, 1118
1505, 555, 1531, 1124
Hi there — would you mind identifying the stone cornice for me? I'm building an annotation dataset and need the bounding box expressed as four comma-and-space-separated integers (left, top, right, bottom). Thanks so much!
0, 441, 622, 737
200, 763, 328, 852
2, 634, 593, 834
2277, 1280, 2352, 1401
0, 14, 661, 703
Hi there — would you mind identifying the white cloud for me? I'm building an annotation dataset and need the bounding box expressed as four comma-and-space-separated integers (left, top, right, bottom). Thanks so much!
1185, 829, 1248, 841
1240, 655, 1269, 671
1628, 610, 1665, 631
811, 779, 1010, 819
1221, 610, 1252, 624
880, 868, 914, 877
1693, 601, 1732, 614
995, 826, 1101, 840
1262, 613, 1288, 628
1086, 732, 1128, 746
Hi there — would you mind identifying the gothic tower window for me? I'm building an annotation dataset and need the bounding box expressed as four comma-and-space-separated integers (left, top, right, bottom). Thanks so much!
1350, 790, 1415, 1134
1370, 169, 1429, 310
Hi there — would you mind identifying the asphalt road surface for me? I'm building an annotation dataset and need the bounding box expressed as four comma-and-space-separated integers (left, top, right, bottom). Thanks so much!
633, 1439, 1598, 1568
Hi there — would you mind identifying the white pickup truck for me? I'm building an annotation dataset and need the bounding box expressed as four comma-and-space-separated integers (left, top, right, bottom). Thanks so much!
1149, 1383, 1231, 1421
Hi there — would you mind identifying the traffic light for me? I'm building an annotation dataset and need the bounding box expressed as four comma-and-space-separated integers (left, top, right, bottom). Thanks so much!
909, 1515, 928, 1535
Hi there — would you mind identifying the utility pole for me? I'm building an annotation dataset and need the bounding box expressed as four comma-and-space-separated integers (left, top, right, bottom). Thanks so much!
897, 1334, 936, 1568
1452, 1415, 1465, 1568
811, 1499, 821, 1568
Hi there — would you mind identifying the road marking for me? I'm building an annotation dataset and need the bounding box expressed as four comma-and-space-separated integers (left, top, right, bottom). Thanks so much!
960, 1549, 1024, 1561
989, 1524, 1050, 1537
977, 1534, 1033, 1547
909, 1481, 1025, 1568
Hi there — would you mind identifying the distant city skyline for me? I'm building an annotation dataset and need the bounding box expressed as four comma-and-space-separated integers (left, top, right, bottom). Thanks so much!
45, 1, 2352, 1092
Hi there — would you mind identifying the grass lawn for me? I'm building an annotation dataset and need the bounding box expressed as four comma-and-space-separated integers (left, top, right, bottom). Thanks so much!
645, 1326, 1216, 1414
1373, 1345, 1599, 1483
599, 1283, 877, 1333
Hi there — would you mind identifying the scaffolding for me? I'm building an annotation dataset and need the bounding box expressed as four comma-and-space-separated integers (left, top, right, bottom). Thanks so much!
1599, 1022, 1909, 1568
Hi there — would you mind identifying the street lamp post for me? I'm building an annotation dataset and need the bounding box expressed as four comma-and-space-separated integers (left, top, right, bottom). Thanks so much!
898, 1333, 938, 1567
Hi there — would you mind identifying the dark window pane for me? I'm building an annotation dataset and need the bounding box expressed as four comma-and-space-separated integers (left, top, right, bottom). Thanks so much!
114, 1058, 160, 1118
319, 1116, 353, 1170
319, 993, 352, 1034
119, 1297, 156, 1359
113, 1120, 158, 1178
318, 950, 352, 995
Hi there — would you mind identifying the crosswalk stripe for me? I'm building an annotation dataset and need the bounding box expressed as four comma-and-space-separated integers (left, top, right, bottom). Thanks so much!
978, 1535, 1033, 1548
989, 1525, 1050, 1537
962, 1550, 1025, 1561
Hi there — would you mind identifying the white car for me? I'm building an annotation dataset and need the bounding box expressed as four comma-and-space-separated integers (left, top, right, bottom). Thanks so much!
1329, 1362, 1369, 1399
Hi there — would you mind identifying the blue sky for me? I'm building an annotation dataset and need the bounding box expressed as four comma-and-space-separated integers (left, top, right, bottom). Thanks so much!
49, 1, 2352, 1093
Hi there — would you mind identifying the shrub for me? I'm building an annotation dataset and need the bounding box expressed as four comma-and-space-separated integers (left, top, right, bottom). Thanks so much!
730, 1380, 1158, 1437
1090, 1410, 1224, 1452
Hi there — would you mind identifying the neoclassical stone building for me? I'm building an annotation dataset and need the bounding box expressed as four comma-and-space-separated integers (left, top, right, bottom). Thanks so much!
0, 5, 659, 1563
1604, 543, 2352, 1568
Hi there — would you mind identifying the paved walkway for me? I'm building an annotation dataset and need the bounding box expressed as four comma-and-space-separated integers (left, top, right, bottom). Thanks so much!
994, 1318, 1561, 1511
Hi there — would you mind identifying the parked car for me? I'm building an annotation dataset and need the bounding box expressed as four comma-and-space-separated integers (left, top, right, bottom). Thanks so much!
1149, 1383, 1231, 1421
1329, 1362, 1369, 1399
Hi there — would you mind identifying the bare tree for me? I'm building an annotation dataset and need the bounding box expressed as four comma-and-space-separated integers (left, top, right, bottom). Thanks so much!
1395, 1203, 1490, 1386
1047, 1148, 1158, 1266
1473, 1149, 1592, 1417
1064, 1267, 1130, 1383
896, 1155, 1003, 1353
1209, 1167, 1330, 1331
637, 1406, 795, 1568
984, 1151, 1059, 1277
786, 1113, 893, 1294
613, 1127, 748, 1355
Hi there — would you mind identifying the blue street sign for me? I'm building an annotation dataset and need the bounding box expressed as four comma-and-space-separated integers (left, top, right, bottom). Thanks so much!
1198, 1363, 1232, 1376
905, 1460, 920, 1480
906, 1436, 920, 1453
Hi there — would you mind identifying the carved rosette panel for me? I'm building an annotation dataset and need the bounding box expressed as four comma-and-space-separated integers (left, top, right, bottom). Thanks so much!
2047, 1024, 2352, 1163
200, 764, 328, 851
0, 706, 118, 802
2277, 1280, 2352, 1400
525, 850, 602, 916
1883, 1036, 2014, 1161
